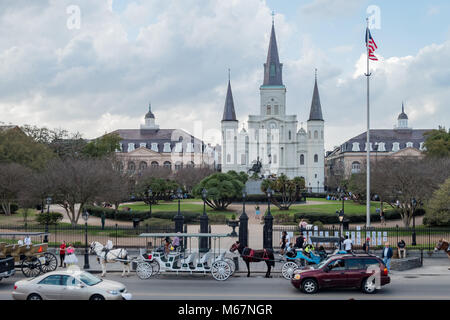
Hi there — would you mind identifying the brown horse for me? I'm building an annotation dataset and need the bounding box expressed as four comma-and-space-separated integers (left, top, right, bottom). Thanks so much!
230, 241, 275, 278
434, 239, 450, 270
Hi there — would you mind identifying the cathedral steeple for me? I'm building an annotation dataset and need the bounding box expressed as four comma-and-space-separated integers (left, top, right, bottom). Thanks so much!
222, 73, 237, 121
308, 69, 324, 121
263, 15, 283, 86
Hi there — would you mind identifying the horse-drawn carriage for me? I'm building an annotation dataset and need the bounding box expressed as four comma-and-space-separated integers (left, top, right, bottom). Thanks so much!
281, 236, 346, 280
0, 232, 58, 278
134, 233, 236, 281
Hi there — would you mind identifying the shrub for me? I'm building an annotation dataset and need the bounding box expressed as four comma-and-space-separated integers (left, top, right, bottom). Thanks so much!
0, 203, 19, 214
36, 212, 63, 225
424, 178, 450, 227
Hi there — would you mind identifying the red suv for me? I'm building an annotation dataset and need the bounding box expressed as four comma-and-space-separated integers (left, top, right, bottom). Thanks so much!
291, 254, 390, 294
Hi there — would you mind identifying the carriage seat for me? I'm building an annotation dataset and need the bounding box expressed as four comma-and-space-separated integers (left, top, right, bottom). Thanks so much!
197, 251, 214, 269
181, 252, 197, 269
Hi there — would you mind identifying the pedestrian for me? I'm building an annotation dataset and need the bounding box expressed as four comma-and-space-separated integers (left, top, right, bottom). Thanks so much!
64, 243, 78, 267
172, 233, 180, 251
362, 237, 370, 254
280, 231, 288, 255
164, 237, 172, 254
59, 241, 67, 268
380, 209, 386, 226
255, 205, 261, 221
298, 219, 307, 233
295, 234, 304, 249
343, 235, 353, 253
381, 242, 393, 271
397, 239, 406, 259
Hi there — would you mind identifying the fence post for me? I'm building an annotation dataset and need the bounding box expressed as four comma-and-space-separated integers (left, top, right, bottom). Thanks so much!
115, 224, 118, 247
428, 227, 431, 252
396, 225, 399, 246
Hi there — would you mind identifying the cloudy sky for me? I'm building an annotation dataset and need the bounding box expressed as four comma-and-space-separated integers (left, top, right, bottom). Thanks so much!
1, 0, 449, 150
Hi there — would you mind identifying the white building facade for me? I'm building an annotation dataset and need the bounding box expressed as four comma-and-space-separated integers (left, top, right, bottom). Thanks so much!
221, 21, 325, 192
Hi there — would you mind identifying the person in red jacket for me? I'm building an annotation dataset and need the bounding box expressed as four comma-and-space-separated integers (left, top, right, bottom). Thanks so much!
59, 241, 66, 268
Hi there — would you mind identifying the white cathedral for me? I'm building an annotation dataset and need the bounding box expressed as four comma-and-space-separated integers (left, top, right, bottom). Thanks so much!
220, 20, 325, 192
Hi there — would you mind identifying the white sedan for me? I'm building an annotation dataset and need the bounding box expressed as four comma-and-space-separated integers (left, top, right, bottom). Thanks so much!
12, 270, 132, 300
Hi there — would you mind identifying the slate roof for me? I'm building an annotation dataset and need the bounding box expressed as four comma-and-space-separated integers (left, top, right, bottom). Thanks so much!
263, 23, 283, 86
113, 128, 204, 153
340, 129, 432, 153
308, 76, 324, 121
222, 80, 237, 121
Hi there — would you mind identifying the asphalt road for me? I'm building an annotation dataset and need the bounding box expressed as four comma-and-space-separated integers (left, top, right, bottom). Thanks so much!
1, 272, 449, 300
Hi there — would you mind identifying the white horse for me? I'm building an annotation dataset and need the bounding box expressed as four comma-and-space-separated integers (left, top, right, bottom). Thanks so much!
90, 241, 131, 277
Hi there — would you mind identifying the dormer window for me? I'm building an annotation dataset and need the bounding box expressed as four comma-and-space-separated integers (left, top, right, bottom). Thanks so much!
163, 143, 171, 152
174, 142, 183, 153
128, 143, 135, 152
392, 142, 400, 152
365, 143, 373, 151
186, 143, 194, 153
140, 143, 146, 149
352, 142, 360, 152
419, 142, 425, 151
378, 142, 386, 152
151, 143, 158, 152
406, 142, 413, 148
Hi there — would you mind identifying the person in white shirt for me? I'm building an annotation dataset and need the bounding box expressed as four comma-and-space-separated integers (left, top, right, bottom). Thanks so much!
343, 235, 353, 253
24, 236, 32, 246
17, 238, 24, 246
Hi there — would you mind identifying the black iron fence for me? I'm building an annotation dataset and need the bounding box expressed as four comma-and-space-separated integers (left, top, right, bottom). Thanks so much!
0, 224, 175, 249
273, 225, 450, 251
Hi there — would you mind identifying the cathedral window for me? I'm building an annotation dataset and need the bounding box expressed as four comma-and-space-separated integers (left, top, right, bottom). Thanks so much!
274, 105, 279, 115
227, 154, 231, 163
314, 154, 318, 163
288, 131, 291, 140
321, 131, 324, 139
309, 131, 311, 139
314, 131, 318, 139
241, 154, 246, 165
300, 154, 305, 165
267, 105, 271, 115
270, 63, 276, 77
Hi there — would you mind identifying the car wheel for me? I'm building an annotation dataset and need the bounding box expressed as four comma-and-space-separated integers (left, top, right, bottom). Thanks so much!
301, 279, 318, 294
90, 294, 105, 301
362, 278, 377, 294
27, 293, 42, 300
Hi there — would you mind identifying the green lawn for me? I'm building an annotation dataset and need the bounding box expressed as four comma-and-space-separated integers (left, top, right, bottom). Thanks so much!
269, 200, 391, 216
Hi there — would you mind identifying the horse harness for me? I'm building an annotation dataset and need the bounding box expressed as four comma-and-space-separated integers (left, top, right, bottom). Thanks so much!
242, 247, 270, 262
99, 248, 128, 264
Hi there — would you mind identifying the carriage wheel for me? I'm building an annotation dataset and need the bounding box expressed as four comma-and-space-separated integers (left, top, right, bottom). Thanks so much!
282, 261, 299, 280
150, 261, 160, 275
223, 258, 236, 275
136, 262, 153, 280
211, 260, 231, 281
41, 253, 58, 273
21, 257, 42, 278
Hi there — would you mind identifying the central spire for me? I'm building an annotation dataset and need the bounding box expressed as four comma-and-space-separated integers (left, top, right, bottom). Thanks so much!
308, 69, 324, 121
222, 72, 237, 121
263, 16, 283, 86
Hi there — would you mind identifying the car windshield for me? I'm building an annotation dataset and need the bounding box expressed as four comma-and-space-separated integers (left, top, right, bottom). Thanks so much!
312, 258, 331, 270
78, 272, 102, 286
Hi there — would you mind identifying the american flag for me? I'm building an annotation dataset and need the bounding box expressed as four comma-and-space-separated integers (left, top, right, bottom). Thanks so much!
365, 28, 378, 61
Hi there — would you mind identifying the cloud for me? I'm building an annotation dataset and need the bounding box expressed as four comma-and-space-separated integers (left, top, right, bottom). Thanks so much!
0, 0, 448, 153
299, 0, 366, 18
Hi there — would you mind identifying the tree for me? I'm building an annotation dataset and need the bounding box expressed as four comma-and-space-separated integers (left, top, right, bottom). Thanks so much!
370, 157, 450, 226
136, 176, 179, 204
261, 174, 305, 210
0, 163, 31, 215
0, 127, 54, 170
96, 168, 132, 213
82, 132, 122, 158
173, 167, 214, 193
41, 158, 115, 226
424, 178, 450, 227
423, 127, 450, 158
193, 172, 244, 210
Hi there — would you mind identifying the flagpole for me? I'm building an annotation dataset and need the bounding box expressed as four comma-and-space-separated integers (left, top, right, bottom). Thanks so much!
365, 18, 371, 228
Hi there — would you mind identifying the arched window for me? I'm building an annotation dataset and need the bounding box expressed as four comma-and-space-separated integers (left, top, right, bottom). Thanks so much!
321, 130, 323, 139
314, 131, 318, 139
118, 162, 124, 173
351, 161, 361, 174
127, 162, 135, 174
151, 161, 159, 168
267, 105, 271, 115
227, 154, 231, 163
139, 161, 147, 171
314, 154, 318, 163
163, 161, 171, 169
288, 131, 291, 140
309, 131, 311, 139
175, 161, 183, 170
186, 161, 195, 168
300, 154, 305, 165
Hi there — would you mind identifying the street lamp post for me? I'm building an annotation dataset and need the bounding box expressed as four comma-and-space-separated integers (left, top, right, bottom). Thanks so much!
239, 190, 248, 247
336, 210, 345, 239
174, 188, 184, 233
200, 188, 209, 252
44, 197, 52, 243
82, 210, 90, 270
149, 188, 153, 217
412, 198, 417, 246
263, 187, 274, 250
